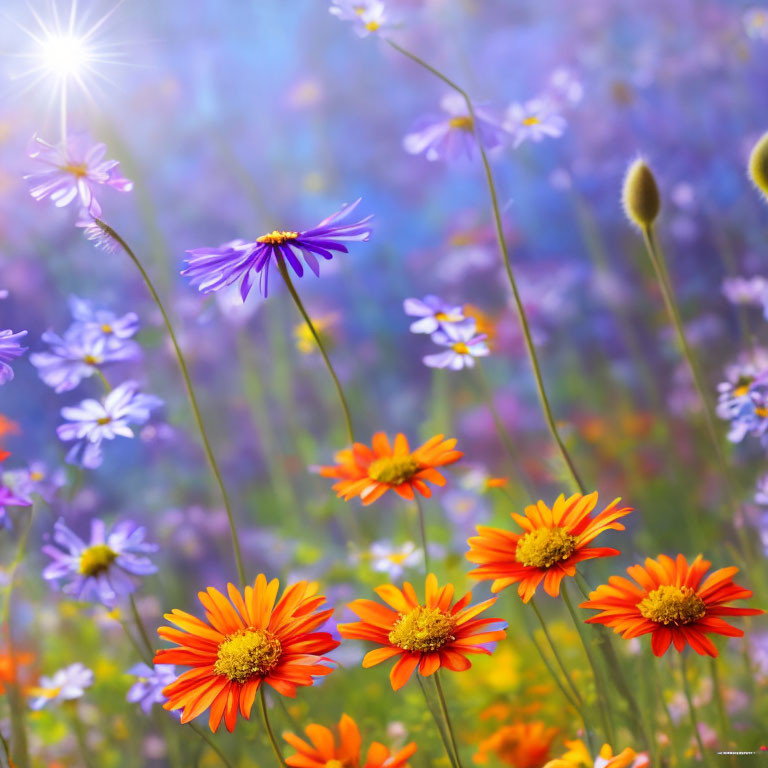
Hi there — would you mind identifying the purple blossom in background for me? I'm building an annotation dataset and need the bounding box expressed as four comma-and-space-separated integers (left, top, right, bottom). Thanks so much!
126, 663, 177, 714
756, 473, 768, 505
29, 663, 93, 710
3, 462, 66, 503
716, 368, 768, 445
56, 380, 163, 468
25, 134, 133, 217
183, 198, 372, 299
0, 485, 31, 531
30, 328, 140, 393
368, 540, 422, 579
504, 98, 567, 148
68, 296, 140, 350
43, 517, 158, 606
548, 68, 584, 107
329, 0, 389, 36
744, 7, 768, 40
722, 276, 768, 319
403, 93, 506, 162
0, 329, 28, 385
76, 213, 121, 253
403, 295, 466, 334
423, 319, 489, 370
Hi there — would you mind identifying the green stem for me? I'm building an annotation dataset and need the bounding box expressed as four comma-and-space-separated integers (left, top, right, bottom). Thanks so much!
130, 594, 154, 659
414, 494, 430, 572
416, 675, 455, 767
68, 705, 95, 768
0, 731, 12, 768
434, 672, 463, 768
276, 258, 354, 444
385, 39, 585, 494
259, 687, 287, 767
680, 654, 716, 768
529, 598, 584, 708
94, 219, 245, 585
640, 224, 751, 560
189, 722, 234, 768
709, 656, 733, 754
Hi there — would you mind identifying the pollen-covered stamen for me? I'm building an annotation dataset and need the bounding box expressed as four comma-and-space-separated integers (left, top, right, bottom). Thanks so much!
79, 543, 117, 577
515, 527, 578, 569
100, 323, 113, 334
638, 585, 706, 626
256, 230, 299, 245
365, 20, 380, 31
434, 311, 464, 323
61, 162, 89, 178
82, 354, 102, 366
452, 342, 470, 355
214, 629, 282, 683
522, 115, 541, 126
449, 116, 473, 131
368, 455, 420, 485
734, 375, 754, 397
388, 606, 457, 652
96, 416, 111, 426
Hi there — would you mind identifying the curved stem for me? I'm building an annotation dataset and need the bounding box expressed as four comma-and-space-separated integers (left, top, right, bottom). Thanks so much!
680, 654, 716, 768
384, 39, 584, 493
94, 219, 245, 585
276, 258, 354, 444
434, 672, 464, 768
189, 722, 234, 768
259, 687, 287, 767
414, 494, 430, 572
130, 594, 154, 658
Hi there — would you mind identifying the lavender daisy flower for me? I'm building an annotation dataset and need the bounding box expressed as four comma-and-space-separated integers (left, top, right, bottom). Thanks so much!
25, 134, 133, 217
423, 319, 490, 370
43, 517, 158, 606
403, 295, 466, 334
30, 328, 140, 393
183, 198, 372, 299
0, 330, 28, 385
504, 99, 567, 148
403, 93, 506, 162
126, 663, 177, 715
722, 275, 768, 306
29, 663, 93, 710
3, 462, 66, 503
76, 213, 121, 253
68, 296, 140, 350
0, 485, 32, 531
369, 540, 422, 580
329, 0, 389, 36
716, 371, 768, 444
56, 380, 163, 468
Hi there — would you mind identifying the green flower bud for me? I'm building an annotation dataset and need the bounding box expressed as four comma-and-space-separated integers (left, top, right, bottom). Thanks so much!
622, 159, 661, 229
748, 130, 768, 203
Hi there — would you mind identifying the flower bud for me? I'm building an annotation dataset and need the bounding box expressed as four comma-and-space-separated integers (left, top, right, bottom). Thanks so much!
622, 159, 660, 229
748, 130, 768, 203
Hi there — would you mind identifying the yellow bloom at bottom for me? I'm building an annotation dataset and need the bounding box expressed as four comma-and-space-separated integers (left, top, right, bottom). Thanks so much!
543, 740, 649, 768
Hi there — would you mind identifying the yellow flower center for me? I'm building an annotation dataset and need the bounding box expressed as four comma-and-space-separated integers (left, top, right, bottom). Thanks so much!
452, 342, 470, 355
368, 455, 420, 486
388, 606, 456, 652
29, 471, 44, 482
734, 375, 754, 397
96, 416, 112, 426
100, 324, 114, 334
354, 5, 365, 14
515, 527, 578, 569
522, 115, 541, 126
79, 544, 118, 577
756, 406, 768, 419
256, 230, 299, 245
365, 20, 380, 31
214, 629, 282, 683
434, 311, 463, 322
61, 162, 89, 178
83, 354, 101, 366
449, 116, 473, 131
638, 585, 706, 626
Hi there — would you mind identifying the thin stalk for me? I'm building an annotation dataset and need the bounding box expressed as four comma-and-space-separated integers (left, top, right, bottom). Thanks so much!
385, 39, 585, 494
561, 586, 615, 745
434, 672, 464, 768
259, 688, 287, 767
276, 258, 354, 444
640, 224, 751, 559
94, 219, 245, 585
130, 594, 154, 659
680, 654, 716, 768
709, 656, 733, 754
416, 675, 454, 766
529, 599, 583, 707
68, 705, 95, 768
189, 722, 234, 768
94, 368, 112, 392
651, 655, 685, 767
414, 494, 430, 572
0, 731, 12, 768
119, 618, 151, 664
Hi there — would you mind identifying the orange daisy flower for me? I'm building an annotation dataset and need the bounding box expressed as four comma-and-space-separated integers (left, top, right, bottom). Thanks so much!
319, 432, 462, 506
466, 493, 632, 603
154, 575, 338, 732
580, 554, 764, 657
543, 740, 649, 768
283, 713, 417, 768
338, 573, 506, 691
474, 721, 558, 767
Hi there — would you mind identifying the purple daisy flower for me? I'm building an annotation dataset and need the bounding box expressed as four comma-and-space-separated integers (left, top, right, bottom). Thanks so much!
42, 517, 158, 607
0, 485, 32, 531
126, 663, 177, 714
29, 663, 93, 711
56, 380, 163, 468
504, 98, 567, 148
403, 295, 466, 334
329, 0, 389, 36
3, 461, 66, 504
0, 330, 28, 385
423, 319, 489, 370
403, 93, 506, 163
182, 198, 372, 300
30, 327, 140, 394
68, 296, 140, 350
25, 134, 133, 217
